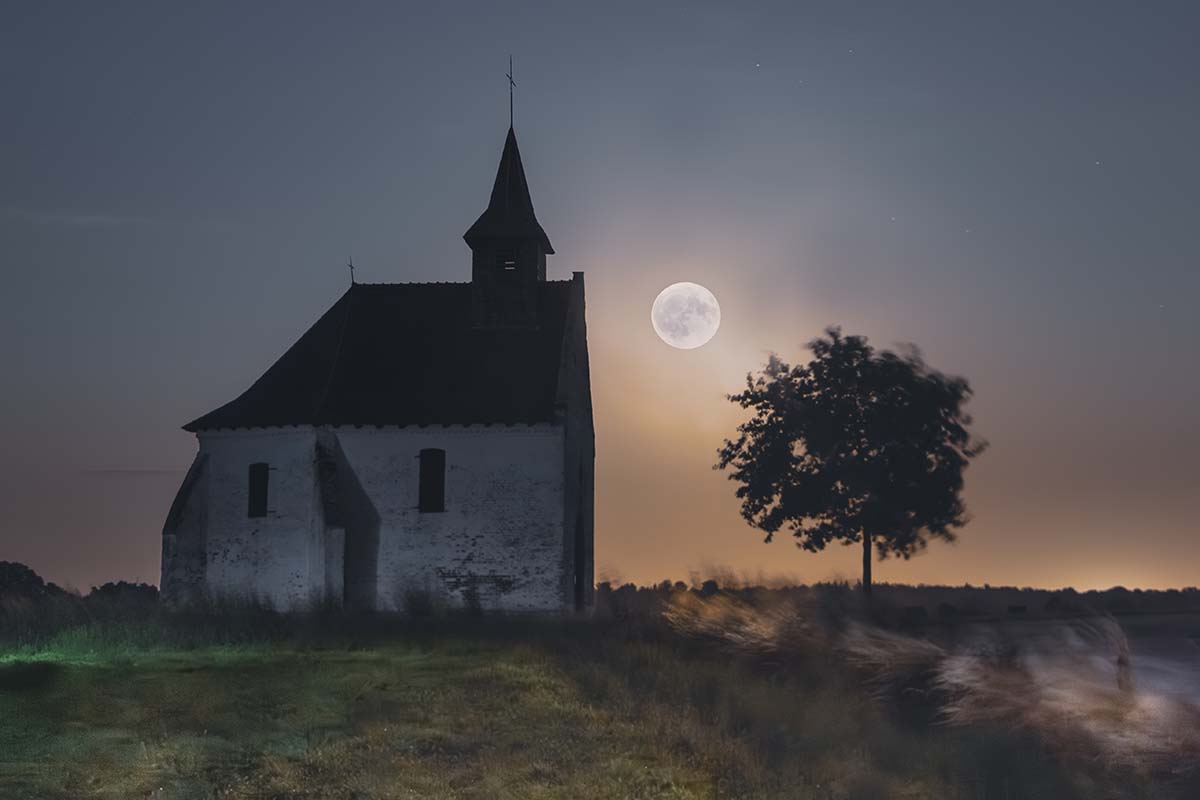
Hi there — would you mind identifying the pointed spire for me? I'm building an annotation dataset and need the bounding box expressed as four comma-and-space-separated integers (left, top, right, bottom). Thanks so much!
464, 127, 554, 254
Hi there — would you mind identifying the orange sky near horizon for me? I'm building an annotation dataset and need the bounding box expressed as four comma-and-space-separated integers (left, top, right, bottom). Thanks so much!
583, 252, 1199, 593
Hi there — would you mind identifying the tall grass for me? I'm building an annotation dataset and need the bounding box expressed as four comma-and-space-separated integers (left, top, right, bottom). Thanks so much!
6, 567, 1199, 797
664, 588, 1200, 795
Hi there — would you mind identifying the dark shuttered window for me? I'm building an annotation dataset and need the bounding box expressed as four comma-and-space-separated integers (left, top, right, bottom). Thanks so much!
248, 462, 270, 518
418, 449, 446, 512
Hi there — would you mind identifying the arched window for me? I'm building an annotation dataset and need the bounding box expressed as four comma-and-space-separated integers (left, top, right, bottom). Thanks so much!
418, 449, 446, 513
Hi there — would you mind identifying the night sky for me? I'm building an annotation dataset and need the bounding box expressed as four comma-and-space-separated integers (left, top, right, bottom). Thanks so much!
3, 2, 1197, 592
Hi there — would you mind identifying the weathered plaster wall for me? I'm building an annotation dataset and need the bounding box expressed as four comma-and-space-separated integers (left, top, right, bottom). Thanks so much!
334, 425, 566, 612
196, 429, 328, 610
314, 435, 346, 607
557, 272, 596, 611
316, 429, 379, 611
163, 424, 571, 613
160, 452, 209, 605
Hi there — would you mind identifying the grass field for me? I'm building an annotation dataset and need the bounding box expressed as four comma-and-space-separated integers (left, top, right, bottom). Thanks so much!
0, 613, 1101, 800
2, 639, 712, 798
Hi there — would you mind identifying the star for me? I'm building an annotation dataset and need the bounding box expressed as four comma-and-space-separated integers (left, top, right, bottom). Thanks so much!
755, 63, 761, 68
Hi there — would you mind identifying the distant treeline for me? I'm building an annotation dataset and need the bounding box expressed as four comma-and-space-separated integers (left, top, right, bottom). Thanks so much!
0, 561, 158, 643
595, 577, 1200, 623
5, 558, 1197, 646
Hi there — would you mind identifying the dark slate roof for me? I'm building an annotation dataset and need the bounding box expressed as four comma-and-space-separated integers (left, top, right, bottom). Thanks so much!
463, 127, 554, 254
183, 281, 574, 431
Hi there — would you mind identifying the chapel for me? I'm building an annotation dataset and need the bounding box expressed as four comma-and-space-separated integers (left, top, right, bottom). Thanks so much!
160, 126, 594, 612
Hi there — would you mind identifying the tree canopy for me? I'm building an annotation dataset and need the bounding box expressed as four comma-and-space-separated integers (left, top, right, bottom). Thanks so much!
716, 328, 986, 593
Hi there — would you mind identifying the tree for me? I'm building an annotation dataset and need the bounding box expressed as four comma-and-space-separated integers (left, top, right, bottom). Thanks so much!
716, 328, 986, 595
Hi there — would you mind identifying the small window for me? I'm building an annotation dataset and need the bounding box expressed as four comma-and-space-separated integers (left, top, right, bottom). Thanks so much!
418, 448, 446, 512
497, 250, 518, 271
248, 462, 269, 518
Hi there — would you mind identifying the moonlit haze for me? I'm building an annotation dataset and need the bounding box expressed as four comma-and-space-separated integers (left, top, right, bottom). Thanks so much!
2, 2, 1198, 593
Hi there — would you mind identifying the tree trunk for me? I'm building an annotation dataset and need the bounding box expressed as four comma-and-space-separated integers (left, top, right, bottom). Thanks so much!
861, 533, 873, 596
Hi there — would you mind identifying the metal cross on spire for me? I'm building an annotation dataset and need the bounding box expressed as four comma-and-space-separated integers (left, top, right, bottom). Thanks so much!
506, 55, 516, 128
347, 255, 355, 286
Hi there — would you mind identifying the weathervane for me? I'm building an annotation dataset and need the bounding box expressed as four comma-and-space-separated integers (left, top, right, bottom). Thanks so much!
506, 55, 516, 128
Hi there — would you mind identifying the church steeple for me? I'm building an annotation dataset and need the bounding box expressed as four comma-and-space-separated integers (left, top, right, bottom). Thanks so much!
464, 127, 554, 255
466, 127, 553, 328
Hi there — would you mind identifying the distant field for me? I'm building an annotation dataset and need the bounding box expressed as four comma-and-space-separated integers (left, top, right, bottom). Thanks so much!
0, 616, 1095, 800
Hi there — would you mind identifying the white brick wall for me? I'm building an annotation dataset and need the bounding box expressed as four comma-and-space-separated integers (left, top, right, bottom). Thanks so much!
335, 425, 566, 611
197, 429, 325, 610
170, 425, 569, 612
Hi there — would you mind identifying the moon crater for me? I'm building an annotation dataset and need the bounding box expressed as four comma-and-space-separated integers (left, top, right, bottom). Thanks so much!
651, 282, 721, 349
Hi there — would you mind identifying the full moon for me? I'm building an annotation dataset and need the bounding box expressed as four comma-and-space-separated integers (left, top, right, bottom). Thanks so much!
651, 282, 721, 349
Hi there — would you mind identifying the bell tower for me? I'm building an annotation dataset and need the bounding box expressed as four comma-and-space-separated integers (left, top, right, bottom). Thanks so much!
464, 126, 554, 328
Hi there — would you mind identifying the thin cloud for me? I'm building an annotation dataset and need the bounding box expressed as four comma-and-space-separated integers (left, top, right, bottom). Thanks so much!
81, 468, 187, 476
1, 206, 239, 229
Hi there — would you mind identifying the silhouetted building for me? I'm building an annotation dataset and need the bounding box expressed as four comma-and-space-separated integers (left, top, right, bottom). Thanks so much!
161, 127, 594, 613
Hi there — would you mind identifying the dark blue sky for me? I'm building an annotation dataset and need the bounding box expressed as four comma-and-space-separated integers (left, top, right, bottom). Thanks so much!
3, 1, 1198, 590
